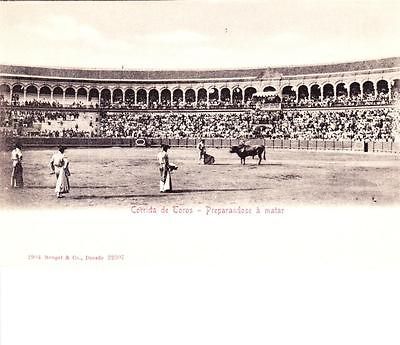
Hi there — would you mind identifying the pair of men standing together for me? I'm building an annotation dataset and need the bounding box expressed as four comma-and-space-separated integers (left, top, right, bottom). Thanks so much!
10, 144, 70, 198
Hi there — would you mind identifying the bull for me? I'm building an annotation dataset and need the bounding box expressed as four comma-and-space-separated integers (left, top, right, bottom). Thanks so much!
230, 144, 266, 165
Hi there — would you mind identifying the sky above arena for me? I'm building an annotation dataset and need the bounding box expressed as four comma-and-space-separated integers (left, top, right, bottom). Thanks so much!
0, 0, 399, 70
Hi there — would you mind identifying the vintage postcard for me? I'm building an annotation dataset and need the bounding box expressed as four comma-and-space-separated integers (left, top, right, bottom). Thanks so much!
0, 1, 399, 344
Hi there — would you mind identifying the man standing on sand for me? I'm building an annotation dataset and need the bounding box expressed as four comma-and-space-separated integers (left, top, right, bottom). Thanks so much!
158, 144, 171, 193
10, 143, 23, 188
197, 139, 206, 163
50, 146, 70, 198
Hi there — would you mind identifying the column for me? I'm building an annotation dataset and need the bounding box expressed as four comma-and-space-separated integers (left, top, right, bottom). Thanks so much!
37, 89, 40, 100
122, 90, 125, 103
63, 90, 66, 105
51, 89, 54, 103
23, 88, 26, 103
9, 88, 13, 103
74, 89, 77, 104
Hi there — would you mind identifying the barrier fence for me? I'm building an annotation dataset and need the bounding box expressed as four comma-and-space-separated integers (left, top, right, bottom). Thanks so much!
0, 136, 398, 153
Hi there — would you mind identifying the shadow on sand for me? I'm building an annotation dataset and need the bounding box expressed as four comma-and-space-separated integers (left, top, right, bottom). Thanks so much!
69, 187, 269, 200
25, 185, 131, 189
169, 187, 268, 193
71, 194, 167, 200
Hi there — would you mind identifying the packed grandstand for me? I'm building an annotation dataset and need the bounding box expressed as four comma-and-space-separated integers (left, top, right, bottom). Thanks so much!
0, 57, 399, 142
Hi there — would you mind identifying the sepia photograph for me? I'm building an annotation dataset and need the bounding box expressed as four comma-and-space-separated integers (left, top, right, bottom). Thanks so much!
0, 0, 399, 209
0, 1, 400, 345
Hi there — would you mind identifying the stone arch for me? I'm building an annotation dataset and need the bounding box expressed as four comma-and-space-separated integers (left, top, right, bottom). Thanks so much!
11, 85, 24, 103
53, 86, 64, 102
63, 87, 75, 105
362, 81, 375, 96
125, 88, 135, 103
208, 87, 219, 102
88, 88, 99, 103
0, 84, 11, 92
161, 88, 171, 104
65, 87, 76, 99
336, 83, 348, 97
39, 86, 52, 100
391, 79, 400, 98
148, 89, 159, 105
136, 89, 147, 104
390, 78, 400, 87
26, 85, 38, 100
77, 87, 88, 103
263, 86, 276, 92
349, 82, 361, 97
0, 84, 11, 101
100, 88, 111, 105
232, 86, 243, 103
220, 87, 231, 102
281, 85, 296, 100
322, 83, 334, 98
376, 80, 389, 94
173, 88, 183, 102
12, 84, 24, 92
185, 88, 195, 103
112, 88, 123, 103
310, 84, 321, 100
244, 87, 256, 101
197, 88, 207, 102
297, 85, 309, 99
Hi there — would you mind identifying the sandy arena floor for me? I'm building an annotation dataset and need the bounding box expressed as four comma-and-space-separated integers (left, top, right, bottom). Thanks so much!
0, 147, 399, 209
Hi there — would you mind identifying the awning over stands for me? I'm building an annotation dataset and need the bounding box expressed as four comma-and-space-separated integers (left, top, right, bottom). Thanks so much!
253, 91, 278, 97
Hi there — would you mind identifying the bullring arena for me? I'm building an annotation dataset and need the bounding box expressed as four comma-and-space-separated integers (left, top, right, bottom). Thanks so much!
1, 58, 399, 208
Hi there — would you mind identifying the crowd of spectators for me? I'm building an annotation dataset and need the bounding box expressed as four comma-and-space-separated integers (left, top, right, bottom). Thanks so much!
1, 102, 399, 142
0, 109, 83, 128
283, 92, 393, 108
2, 90, 399, 111
98, 108, 398, 142
0, 108, 96, 138
253, 109, 395, 141
102, 97, 249, 111
1, 96, 97, 109
98, 111, 252, 139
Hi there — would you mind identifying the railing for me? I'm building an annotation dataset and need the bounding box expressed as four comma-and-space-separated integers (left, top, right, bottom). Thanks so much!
1, 136, 398, 153
1, 101, 398, 112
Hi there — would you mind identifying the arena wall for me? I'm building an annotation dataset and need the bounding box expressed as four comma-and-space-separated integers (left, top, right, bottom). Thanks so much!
1, 136, 398, 154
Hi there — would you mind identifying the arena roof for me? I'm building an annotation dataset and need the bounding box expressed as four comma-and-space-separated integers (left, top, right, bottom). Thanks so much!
0, 57, 399, 81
